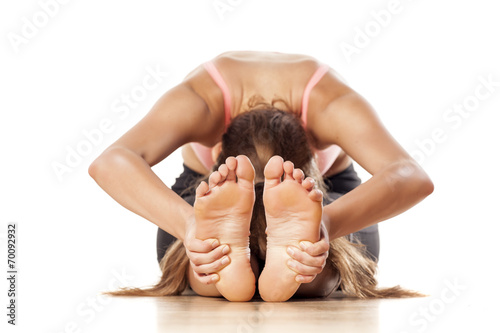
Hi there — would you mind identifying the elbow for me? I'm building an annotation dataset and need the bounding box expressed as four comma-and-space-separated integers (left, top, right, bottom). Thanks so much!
88, 154, 107, 182
390, 160, 434, 199
419, 174, 434, 197
409, 161, 434, 198
88, 147, 130, 182
88, 157, 101, 180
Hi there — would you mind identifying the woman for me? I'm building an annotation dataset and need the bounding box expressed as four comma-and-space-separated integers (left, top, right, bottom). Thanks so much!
89, 51, 433, 302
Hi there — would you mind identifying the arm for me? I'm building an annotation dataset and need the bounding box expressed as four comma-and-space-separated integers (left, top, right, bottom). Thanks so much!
88, 81, 224, 240
309, 91, 434, 240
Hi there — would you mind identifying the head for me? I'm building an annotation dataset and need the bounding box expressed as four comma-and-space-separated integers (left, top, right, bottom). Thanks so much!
212, 107, 323, 258
215, 108, 320, 182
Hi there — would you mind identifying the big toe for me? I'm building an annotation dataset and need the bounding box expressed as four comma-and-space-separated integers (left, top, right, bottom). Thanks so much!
264, 155, 284, 188
235, 155, 255, 187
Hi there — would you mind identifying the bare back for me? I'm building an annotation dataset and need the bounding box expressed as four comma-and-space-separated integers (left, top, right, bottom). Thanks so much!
181, 51, 352, 176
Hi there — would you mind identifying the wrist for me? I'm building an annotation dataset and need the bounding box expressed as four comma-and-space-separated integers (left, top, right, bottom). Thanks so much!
321, 207, 331, 236
322, 204, 341, 240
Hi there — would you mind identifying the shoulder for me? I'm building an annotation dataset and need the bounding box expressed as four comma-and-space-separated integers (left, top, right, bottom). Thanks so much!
180, 62, 225, 117
307, 66, 355, 118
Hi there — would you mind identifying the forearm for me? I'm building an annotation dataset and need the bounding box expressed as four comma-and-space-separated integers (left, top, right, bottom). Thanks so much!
323, 160, 434, 240
88, 146, 192, 240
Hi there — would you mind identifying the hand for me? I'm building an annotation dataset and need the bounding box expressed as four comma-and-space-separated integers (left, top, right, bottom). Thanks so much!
286, 222, 330, 283
183, 215, 231, 284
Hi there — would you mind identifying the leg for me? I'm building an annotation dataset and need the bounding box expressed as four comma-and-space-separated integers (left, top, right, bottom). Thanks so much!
156, 164, 202, 264
259, 156, 323, 302
351, 224, 380, 262
194, 156, 257, 301
156, 229, 177, 264
324, 163, 380, 261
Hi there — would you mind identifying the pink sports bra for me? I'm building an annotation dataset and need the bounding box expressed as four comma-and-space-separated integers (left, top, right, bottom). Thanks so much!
191, 61, 341, 175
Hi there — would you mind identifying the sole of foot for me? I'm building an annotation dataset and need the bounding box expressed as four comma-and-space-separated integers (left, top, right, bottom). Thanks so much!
194, 155, 257, 301
258, 155, 323, 302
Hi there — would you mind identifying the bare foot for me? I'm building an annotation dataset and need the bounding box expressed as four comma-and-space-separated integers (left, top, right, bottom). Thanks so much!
258, 156, 323, 302
194, 155, 256, 301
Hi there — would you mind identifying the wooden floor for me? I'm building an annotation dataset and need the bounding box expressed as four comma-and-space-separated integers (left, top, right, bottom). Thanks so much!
154, 292, 382, 332
84, 290, 454, 333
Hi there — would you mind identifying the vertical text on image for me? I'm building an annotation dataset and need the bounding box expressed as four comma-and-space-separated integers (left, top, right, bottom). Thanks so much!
6, 223, 18, 325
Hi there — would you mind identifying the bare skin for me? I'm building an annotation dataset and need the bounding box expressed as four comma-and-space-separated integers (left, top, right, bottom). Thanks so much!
193, 155, 256, 302
89, 51, 433, 295
258, 156, 323, 301
192, 155, 329, 302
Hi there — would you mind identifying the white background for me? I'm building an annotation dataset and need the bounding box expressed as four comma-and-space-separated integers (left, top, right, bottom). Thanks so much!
1, 0, 499, 332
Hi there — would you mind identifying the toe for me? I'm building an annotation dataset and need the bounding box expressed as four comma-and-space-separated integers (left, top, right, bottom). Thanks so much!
308, 189, 323, 202
196, 181, 209, 198
218, 164, 229, 179
225, 156, 237, 182
302, 177, 315, 191
293, 168, 304, 183
283, 161, 295, 180
235, 155, 255, 189
208, 171, 222, 188
264, 155, 284, 188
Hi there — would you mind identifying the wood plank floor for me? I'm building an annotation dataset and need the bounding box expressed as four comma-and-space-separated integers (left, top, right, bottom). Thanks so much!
82, 291, 429, 333
81, 289, 482, 333
154, 292, 382, 332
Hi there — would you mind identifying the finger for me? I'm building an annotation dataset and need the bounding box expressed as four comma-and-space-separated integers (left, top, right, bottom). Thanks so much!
287, 259, 323, 276
300, 240, 330, 257
295, 275, 316, 284
287, 246, 326, 268
191, 256, 231, 275
188, 245, 229, 266
186, 238, 219, 253
194, 272, 220, 285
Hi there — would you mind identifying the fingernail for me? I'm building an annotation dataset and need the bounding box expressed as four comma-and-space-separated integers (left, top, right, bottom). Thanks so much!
299, 242, 308, 250
288, 260, 296, 269
295, 276, 303, 283
222, 245, 229, 255
211, 275, 219, 282
221, 257, 230, 265
287, 247, 294, 256
211, 240, 219, 248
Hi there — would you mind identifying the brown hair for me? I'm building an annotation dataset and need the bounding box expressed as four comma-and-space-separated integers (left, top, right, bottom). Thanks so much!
105, 108, 424, 299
